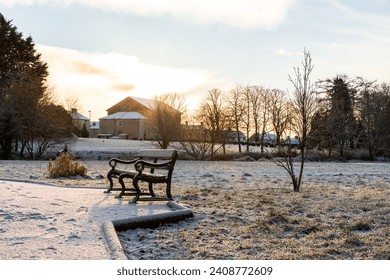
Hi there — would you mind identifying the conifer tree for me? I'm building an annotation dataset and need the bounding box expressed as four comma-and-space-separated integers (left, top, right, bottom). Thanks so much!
0, 13, 71, 159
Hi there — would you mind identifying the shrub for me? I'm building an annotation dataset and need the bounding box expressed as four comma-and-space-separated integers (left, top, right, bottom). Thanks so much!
48, 153, 87, 178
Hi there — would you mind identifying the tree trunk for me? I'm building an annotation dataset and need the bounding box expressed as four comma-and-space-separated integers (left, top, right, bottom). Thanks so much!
236, 130, 242, 154
292, 175, 299, 192
0, 138, 13, 160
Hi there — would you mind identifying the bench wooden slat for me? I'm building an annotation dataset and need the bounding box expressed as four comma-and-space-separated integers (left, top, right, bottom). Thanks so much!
138, 149, 177, 159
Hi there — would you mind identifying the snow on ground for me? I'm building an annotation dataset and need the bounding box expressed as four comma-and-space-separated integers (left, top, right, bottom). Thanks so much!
0, 180, 173, 259
66, 138, 154, 160
1, 138, 390, 259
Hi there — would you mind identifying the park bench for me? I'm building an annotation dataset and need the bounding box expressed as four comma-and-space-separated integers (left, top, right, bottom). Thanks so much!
105, 149, 178, 203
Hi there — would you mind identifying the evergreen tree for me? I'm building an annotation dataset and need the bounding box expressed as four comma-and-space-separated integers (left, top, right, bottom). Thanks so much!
0, 13, 71, 159
80, 123, 90, 138
318, 75, 357, 158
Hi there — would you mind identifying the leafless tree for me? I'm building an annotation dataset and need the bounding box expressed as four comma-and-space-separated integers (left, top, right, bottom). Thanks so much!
196, 88, 228, 159
23, 103, 73, 159
274, 49, 318, 192
149, 93, 186, 149
257, 87, 272, 153
179, 117, 212, 160
249, 86, 262, 145
64, 94, 82, 112
356, 79, 389, 160
226, 84, 246, 153
241, 85, 252, 152
269, 89, 292, 145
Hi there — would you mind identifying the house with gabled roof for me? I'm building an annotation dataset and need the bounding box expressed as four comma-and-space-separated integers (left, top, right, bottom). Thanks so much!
69, 108, 90, 137
99, 96, 181, 140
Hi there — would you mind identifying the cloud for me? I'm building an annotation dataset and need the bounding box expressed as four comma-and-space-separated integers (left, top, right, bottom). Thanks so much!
36, 45, 215, 119
111, 83, 136, 92
3, 0, 296, 29
274, 48, 292, 56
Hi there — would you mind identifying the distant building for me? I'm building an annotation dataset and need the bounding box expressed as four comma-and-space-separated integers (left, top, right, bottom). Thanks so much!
223, 130, 247, 144
99, 112, 146, 140
249, 133, 277, 146
99, 96, 181, 140
89, 121, 99, 138
283, 136, 300, 147
69, 108, 90, 137
181, 122, 206, 142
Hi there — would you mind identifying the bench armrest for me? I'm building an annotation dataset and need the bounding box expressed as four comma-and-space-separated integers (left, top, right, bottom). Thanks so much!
109, 158, 139, 169
134, 159, 175, 173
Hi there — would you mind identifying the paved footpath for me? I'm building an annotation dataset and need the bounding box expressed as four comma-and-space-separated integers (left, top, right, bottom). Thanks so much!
0, 180, 172, 260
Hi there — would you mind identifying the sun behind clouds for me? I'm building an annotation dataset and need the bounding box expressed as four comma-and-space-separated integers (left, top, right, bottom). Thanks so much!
37, 44, 214, 119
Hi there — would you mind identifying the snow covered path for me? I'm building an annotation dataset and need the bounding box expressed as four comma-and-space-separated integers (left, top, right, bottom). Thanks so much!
0, 180, 171, 260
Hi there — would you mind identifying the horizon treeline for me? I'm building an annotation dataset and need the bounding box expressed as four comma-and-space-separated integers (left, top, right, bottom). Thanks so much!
1, 13, 389, 161
157, 76, 389, 161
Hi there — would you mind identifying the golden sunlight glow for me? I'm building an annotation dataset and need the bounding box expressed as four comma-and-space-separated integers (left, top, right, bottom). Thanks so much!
37, 45, 214, 120
184, 94, 203, 115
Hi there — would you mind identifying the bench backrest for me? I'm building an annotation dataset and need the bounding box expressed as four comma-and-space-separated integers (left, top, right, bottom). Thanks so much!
138, 149, 177, 160
138, 149, 178, 172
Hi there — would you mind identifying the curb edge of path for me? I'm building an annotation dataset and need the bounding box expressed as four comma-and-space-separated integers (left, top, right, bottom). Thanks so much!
101, 201, 193, 260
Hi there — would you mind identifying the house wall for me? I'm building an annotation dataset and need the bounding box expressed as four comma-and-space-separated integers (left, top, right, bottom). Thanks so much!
89, 129, 99, 138
144, 121, 157, 140
99, 119, 144, 139
73, 119, 90, 131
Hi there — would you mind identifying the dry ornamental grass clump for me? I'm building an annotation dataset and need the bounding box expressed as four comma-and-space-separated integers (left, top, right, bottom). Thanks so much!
48, 153, 87, 178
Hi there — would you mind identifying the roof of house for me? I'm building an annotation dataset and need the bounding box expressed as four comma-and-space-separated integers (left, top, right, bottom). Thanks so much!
225, 130, 246, 138
131, 97, 156, 110
70, 110, 89, 121
100, 112, 146, 120
249, 133, 276, 139
106, 96, 156, 112
106, 96, 182, 115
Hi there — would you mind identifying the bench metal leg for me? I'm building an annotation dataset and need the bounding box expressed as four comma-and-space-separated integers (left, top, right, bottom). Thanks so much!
117, 174, 129, 198
130, 176, 141, 204
166, 182, 173, 200
104, 170, 115, 193
148, 182, 156, 197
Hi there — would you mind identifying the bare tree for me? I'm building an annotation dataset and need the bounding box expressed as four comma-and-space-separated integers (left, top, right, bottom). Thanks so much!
197, 88, 228, 159
149, 93, 186, 149
227, 84, 246, 153
269, 89, 292, 145
249, 86, 262, 145
64, 94, 82, 112
241, 85, 252, 152
274, 49, 318, 192
24, 103, 73, 159
356, 79, 389, 160
258, 87, 272, 153
179, 117, 212, 160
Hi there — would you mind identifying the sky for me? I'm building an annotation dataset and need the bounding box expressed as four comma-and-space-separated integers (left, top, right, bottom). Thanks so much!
1, 0, 389, 120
